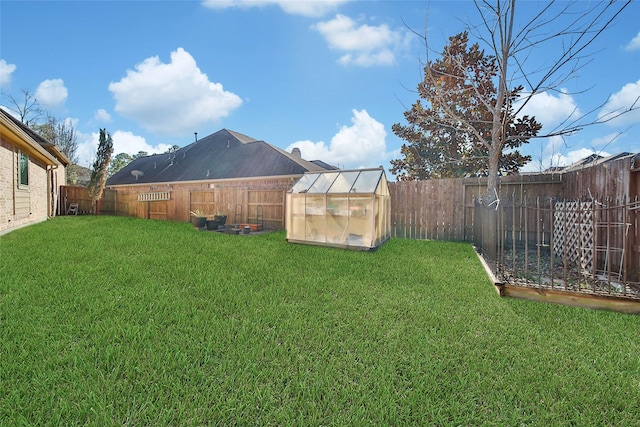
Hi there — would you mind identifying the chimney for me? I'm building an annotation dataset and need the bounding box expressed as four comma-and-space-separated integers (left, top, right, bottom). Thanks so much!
291, 147, 301, 159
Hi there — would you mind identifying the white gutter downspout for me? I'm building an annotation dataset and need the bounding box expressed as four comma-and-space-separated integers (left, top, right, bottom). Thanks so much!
47, 164, 59, 218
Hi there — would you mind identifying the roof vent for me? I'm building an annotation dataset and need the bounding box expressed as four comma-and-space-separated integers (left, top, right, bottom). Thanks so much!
194, 132, 198, 142
292, 147, 301, 159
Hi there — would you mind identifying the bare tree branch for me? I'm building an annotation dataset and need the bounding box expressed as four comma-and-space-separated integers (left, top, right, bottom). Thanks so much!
3, 90, 45, 126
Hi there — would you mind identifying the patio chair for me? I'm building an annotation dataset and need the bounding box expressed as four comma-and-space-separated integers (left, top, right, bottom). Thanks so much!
67, 203, 79, 215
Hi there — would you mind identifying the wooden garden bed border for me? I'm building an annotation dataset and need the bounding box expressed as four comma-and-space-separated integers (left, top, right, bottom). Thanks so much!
475, 249, 640, 315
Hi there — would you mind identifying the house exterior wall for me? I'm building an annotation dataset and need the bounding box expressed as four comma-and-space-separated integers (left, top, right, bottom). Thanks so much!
0, 139, 15, 226
0, 138, 51, 234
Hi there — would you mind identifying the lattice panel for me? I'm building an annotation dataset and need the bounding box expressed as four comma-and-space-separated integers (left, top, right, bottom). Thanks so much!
553, 201, 594, 272
137, 191, 171, 202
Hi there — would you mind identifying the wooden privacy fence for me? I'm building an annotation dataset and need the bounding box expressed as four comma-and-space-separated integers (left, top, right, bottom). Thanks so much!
59, 186, 119, 215
59, 186, 98, 215
389, 152, 638, 243
389, 174, 564, 241
60, 183, 287, 230
389, 178, 468, 241
189, 189, 284, 230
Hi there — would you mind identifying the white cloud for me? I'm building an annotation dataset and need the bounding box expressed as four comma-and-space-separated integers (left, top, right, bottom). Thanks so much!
0, 59, 17, 88
201, 0, 347, 17
111, 130, 173, 158
312, 14, 408, 67
94, 109, 112, 123
286, 109, 388, 169
597, 79, 640, 126
77, 129, 173, 167
76, 131, 98, 167
521, 135, 611, 172
108, 47, 242, 135
591, 133, 623, 148
279, 0, 347, 17
35, 79, 68, 109
516, 89, 580, 130
64, 116, 79, 129
625, 31, 640, 51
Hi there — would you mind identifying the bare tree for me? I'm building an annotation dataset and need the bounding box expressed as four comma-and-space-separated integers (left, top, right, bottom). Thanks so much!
473, 0, 635, 196
406, 0, 636, 200
4, 90, 79, 164
34, 115, 79, 164
3, 89, 45, 126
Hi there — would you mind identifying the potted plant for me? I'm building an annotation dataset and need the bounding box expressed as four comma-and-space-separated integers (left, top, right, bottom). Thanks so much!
214, 211, 227, 226
190, 209, 207, 228
205, 218, 220, 230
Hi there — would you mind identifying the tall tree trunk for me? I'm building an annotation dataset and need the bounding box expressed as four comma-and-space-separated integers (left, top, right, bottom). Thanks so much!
487, 0, 515, 200
487, 148, 501, 203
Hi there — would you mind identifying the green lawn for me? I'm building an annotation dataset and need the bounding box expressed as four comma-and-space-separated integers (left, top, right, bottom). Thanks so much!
1, 216, 639, 425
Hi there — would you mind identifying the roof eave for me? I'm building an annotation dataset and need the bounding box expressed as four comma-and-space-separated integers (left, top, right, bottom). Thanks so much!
40, 141, 71, 166
0, 112, 60, 166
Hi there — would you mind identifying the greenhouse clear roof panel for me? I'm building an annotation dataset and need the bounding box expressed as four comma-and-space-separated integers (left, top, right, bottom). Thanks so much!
291, 169, 386, 194
291, 173, 321, 193
308, 171, 339, 193
351, 170, 383, 193
328, 171, 360, 193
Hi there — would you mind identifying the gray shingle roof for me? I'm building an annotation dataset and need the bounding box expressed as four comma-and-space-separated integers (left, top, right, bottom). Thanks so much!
106, 129, 332, 186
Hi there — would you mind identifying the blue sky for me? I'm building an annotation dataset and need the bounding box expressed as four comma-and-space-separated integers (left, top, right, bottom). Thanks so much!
1, 0, 639, 178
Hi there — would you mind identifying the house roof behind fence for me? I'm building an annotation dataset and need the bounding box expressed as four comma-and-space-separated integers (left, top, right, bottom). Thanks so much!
542, 152, 638, 173
106, 129, 334, 186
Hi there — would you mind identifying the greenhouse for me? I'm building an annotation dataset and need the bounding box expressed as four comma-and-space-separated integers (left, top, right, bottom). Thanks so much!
286, 168, 391, 250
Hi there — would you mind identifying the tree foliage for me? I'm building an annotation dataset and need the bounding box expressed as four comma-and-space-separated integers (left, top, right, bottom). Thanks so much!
66, 164, 90, 186
108, 152, 133, 178
87, 129, 114, 202
391, 31, 541, 181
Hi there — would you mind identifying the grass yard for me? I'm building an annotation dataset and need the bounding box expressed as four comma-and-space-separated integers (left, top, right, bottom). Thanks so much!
1, 216, 639, 425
